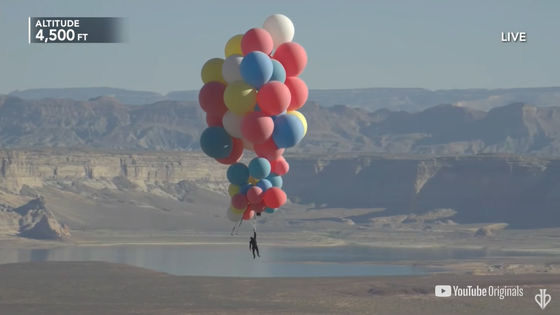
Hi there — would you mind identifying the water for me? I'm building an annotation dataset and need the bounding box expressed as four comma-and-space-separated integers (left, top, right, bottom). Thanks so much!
0, 244, 491, 277
0, 244, 429, 277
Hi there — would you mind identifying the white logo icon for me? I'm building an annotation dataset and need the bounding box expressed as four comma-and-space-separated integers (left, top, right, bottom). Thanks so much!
435, 285, 452, 297
535, 289, 551, 310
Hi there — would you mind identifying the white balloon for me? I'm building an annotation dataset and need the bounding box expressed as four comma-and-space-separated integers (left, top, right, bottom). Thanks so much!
222, 110, 243, 138
227, 207, 243, 222
222, 54, 243, 83
263, 14, 295, 50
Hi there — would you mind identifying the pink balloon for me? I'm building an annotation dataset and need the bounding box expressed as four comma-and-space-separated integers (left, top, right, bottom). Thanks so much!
247, 186, 264, 204
199, 82, 227, 116
270, 156, 289, 176
263, 187, 287, 209
231, 193, 248, 210
274, 42, 307, 76
243, 209, 255, 220
257, 81, 291, 116
254, 138, 285, 161
285, 77, 308, 111
241, 28, 273, 55
241, 112, 274, 144
206, 113, 223, 127
216, 138, 243, 165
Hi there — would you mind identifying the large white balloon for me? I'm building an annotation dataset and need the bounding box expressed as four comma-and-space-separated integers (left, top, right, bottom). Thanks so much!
227, 207, 243, 222
263, 14, 295, 50
222, 54, 243, 83
222, 110, 243, 138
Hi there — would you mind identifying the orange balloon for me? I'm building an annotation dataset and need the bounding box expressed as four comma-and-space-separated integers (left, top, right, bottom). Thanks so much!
254, 138, 285, 161
241, 111, 274, 144
243, 209, 255, 220
274, 42, 307, 76
241, 28, 273, 55
285, 77, 308, 111
257, 81, 291, 116
206, 113, 224, 127
270, 156, 289, 176
263, 187, 287, 209
199, 82, 227, 115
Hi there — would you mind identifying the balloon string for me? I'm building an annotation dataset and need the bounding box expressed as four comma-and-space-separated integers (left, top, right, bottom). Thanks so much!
231, 217, 243, 236
251, 216, 257, 233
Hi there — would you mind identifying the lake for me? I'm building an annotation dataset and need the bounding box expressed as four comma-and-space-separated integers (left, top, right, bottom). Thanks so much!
0, 244, 510, 277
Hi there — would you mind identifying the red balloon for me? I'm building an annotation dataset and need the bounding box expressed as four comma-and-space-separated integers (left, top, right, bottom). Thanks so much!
199, 82, 227, 116
231, 193, 248, 210
254, 200, 266, 213
270, 156, 290, 176
254, 138, 285, 161
257, 81, 291, 116
274, 42, 307, 76
241, 111, 274, 144
243, 209, 255, 220
263, 187, 287, 209
246, 186, 264, 204
206, 113, 223, 127
216, 138, 243, 165
241, 28, 273, 55
285, 77, 308, 111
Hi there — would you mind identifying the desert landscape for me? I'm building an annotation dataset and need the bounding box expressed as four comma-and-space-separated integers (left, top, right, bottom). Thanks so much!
1, 88, 560, 314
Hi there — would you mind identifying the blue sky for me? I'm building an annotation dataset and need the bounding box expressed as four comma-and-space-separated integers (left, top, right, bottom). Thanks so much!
0, 0, 558, 94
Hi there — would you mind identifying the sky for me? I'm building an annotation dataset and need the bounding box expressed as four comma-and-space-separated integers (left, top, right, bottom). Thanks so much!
0, 0, 558, 94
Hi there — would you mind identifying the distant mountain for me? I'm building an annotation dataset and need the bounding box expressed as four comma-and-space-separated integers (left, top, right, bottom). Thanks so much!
8, 86, 560, 111
1, 95, 560, 155
308, 87, 560, 112
9, 87, 166, 105
0, 96, 205, 150
299, 102, 560, 155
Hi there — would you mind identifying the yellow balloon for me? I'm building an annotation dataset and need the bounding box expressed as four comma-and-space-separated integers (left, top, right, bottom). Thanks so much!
228, 184, 240, 197
225, 34, 243, 57
248, 177, 258, 185
224, 81, 256, 115
231, 205, 245, 215
201, 58, 225, 84
288, 111, 308, 136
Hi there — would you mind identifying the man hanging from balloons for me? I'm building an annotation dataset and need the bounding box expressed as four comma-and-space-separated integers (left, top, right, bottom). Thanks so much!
198, 14, 308, 257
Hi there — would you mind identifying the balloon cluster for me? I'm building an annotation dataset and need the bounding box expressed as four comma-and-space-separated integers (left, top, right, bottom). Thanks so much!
199, 14, 308, 223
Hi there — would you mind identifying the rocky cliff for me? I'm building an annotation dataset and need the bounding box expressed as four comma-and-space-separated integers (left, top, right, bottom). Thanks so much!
0, 196, 70, 240
0, 149, 558, 229
286, 154, 560, 228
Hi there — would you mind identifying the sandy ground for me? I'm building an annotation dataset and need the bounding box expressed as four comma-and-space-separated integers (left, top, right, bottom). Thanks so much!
0, 261, 558, 314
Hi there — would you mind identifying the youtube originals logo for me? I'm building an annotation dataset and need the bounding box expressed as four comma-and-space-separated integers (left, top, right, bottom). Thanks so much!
435, 285, 452, 297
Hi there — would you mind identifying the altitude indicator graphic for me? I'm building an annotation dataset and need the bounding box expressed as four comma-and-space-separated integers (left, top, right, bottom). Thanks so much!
28, 17, 125, 43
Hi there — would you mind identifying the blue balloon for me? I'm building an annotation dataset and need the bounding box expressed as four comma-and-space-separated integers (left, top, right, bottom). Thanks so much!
254, 104, 261, 112
227, 163, 249, 185
266, 173, 283, 188
272, 114, 305, 148
240, 52, 273, 89
240, 183, 252, 194
248, 157, 271, 179
256, 179, 272, 191
265, 208, 276, 214
270, 59, 286, 83
200, 127, 232, 158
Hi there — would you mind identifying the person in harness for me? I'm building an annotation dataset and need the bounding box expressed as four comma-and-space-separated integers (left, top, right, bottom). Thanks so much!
249, 230, 260, 259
